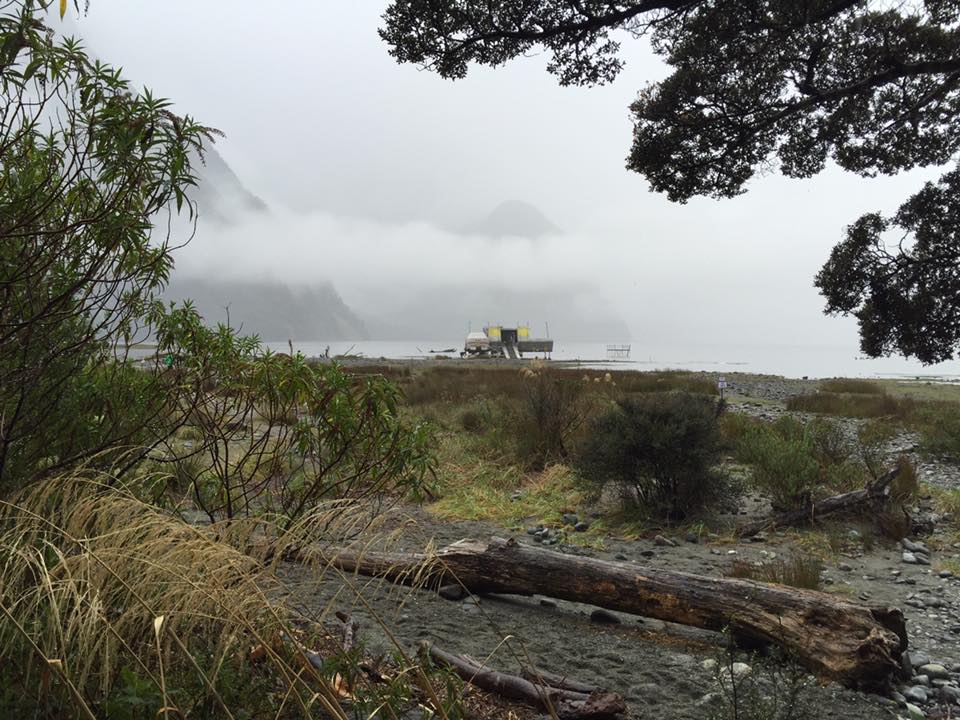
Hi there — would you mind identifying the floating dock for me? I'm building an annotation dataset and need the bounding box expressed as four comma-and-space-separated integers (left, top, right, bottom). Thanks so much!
462, 324, 553, 358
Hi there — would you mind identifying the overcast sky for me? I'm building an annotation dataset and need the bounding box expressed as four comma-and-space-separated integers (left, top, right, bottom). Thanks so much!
65, 2, 954, 370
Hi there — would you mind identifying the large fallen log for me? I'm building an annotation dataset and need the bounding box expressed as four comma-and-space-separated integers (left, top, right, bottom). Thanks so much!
423, 642, 626, 719
736, 466, 901, 538
328, 536, 906, 692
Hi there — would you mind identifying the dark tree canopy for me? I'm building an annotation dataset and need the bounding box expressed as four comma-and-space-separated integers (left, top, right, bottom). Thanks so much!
381, 1, 960, 362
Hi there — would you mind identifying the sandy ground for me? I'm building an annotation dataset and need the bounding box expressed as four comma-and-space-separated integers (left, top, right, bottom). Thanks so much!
276, 374, 960, 719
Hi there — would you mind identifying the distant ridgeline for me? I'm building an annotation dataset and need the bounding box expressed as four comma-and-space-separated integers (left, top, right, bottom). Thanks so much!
190, 145, 268, 223
163, 277, 370, 341
169, 147, 368, 341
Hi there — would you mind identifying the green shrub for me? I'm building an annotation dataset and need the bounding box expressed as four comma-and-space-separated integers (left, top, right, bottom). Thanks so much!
575, 392, 726, 519
736, 417, 865, 510
740, 426, 819, 511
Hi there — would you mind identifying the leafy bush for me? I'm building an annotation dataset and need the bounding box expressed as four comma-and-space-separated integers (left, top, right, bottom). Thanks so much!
154, 305, 437, 527
0, 2, 212, 493
575, 392, 726, 519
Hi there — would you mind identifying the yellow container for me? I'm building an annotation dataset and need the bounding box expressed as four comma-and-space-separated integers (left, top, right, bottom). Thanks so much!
486, 326, 501, 340
518, 326, 530, 338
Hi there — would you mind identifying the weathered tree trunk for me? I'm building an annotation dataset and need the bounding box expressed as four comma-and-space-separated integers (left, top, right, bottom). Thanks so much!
329, 536, 905, 692
736, 467, 900, 538
423, 643, 626, 719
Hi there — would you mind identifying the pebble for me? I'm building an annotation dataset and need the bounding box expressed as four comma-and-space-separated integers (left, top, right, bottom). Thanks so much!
917, 663, 950, 680
614, 552, 629, 561
903, 685, 927, 705
903, 552, 919, 565
685, 531, 699, 544
902, 538, 929, 554
437, 584, 466, 601
561, 513, 579, 526
654, 534, 677, 547
640, 549, 655, 558
939, 685, 960, 704
574, 521, 590, 532
590, 608, 622, 625
838, 562, 853, 572
701, 659, 751, 681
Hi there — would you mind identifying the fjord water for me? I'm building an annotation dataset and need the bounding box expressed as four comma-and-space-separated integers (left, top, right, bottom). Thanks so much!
272, 339, 960, 381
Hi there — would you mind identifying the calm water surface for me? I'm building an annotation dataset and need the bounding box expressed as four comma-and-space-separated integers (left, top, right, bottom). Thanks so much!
268, 339, 960, 381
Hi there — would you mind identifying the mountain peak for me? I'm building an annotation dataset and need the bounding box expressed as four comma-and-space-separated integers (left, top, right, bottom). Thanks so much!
463, 200, 560, 239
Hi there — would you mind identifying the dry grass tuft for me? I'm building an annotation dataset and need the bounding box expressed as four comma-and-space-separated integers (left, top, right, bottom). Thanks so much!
785, 391, 911, 419
818, 378, 885, 395
726, 554, 824, 591
0, 470, 465, 719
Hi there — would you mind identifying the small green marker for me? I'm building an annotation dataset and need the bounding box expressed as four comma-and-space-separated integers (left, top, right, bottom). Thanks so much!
164, 354, 174, 368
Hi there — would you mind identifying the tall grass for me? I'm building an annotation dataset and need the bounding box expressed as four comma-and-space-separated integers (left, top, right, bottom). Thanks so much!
818, 379, 885, 395
727, 554, 824, 591
402, 366, 716, 406
785, 391, 911, 418
0, 470, 465, 719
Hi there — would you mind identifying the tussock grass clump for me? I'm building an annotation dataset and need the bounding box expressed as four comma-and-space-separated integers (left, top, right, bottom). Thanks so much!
818, 378, 885, 395
914, 402, 960, 459
0, 475, 294, 718
930, 486, 960, 518
0, 472, 462, 719
785, 391, 911, 419
727, 554, 824, 591
431, 462, 587, 529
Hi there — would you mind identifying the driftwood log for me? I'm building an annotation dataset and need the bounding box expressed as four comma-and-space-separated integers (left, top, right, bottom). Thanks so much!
329, 536, 906, 692
736, 466, 901, 538
423, 643, 626, 719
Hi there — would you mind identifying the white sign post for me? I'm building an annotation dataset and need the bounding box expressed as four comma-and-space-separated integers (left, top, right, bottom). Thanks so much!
717, 376, 727, 400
